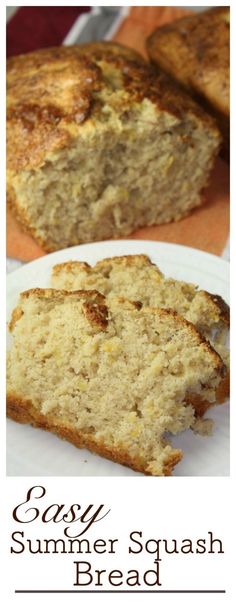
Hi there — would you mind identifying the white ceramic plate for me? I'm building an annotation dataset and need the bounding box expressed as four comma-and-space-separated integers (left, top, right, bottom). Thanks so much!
6, 240, 230, 477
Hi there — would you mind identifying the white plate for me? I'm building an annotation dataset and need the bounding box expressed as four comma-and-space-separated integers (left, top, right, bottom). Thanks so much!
6, 240, 230, 477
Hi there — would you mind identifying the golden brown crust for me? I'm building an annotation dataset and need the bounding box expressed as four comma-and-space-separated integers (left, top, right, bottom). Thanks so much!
7, 48, 102, 171
147, 8, 229, 115
185, 370, 230, 417
52, 260, 93, 275
8, 307, 24, 332
82, 300, 109, 331
203, 292, 230, 327
215, 371, 230, 405
20, 287, 105, 302
70, 41, 146, 64
7, 42, 220, 174
52, 256, 161, 283
6, 393, 182, 476
185, 393, 211, 418
146, 7, 229, 158
9, 288, 106, 332
96, 254, 159, 271
9, 288, 142, 334
53, 254, 155, 273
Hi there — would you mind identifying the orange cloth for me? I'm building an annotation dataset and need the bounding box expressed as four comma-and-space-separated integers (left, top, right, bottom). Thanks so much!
113, 6, 192, 57
7, 6, 229, 261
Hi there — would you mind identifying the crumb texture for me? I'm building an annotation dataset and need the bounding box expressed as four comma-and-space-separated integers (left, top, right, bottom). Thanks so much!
52, 254, 230, 375
7, 289, 224, 476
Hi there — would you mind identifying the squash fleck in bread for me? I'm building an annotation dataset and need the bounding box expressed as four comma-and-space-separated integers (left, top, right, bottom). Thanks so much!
146, 7, 229, 160
7, 42, 221, 252
7, 288, 225, 476
52, 254, 230, 412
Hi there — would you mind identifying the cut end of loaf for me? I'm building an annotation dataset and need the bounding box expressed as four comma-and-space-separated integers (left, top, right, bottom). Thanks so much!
7, 44, 220, 251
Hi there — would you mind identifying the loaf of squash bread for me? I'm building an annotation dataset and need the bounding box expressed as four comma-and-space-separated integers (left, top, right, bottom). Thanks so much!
147, 7, 229, 160
7, 42, 221, 252
7, 288, 225, 476
52, 254, 229, 414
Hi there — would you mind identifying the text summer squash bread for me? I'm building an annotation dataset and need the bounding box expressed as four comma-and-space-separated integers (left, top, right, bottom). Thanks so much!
147, 7, 230, 160
7, 289, 226, 476
7, 42, 221, 252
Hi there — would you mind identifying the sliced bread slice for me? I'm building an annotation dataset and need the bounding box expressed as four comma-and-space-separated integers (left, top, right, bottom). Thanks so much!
51, 254, 230, 410
7, 288, 225, 476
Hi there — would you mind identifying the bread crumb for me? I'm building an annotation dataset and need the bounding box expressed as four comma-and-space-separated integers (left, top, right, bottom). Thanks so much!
192, 418, 214, 436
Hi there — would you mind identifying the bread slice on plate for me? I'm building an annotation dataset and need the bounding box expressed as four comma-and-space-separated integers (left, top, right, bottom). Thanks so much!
7, 42, 220, 252
51, 254, 230, 412
7, 288, 226, 476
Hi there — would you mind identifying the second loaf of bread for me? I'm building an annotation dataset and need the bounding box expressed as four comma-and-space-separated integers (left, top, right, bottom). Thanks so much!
146, 7, 229, 159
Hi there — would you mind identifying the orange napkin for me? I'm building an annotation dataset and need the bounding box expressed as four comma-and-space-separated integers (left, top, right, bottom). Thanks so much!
113, 6, 192, 57
7, 6, 229, 261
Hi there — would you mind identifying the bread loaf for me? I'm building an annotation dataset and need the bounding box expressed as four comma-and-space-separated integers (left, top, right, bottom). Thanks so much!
7, 42, 220, 252
7, 288, 225, 476
147, 7, 229, 160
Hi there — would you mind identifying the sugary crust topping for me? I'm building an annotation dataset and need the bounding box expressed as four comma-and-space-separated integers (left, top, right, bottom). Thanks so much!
147, 7, 229, 117
7, 42, 220, 172
7, 49, 102, 171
